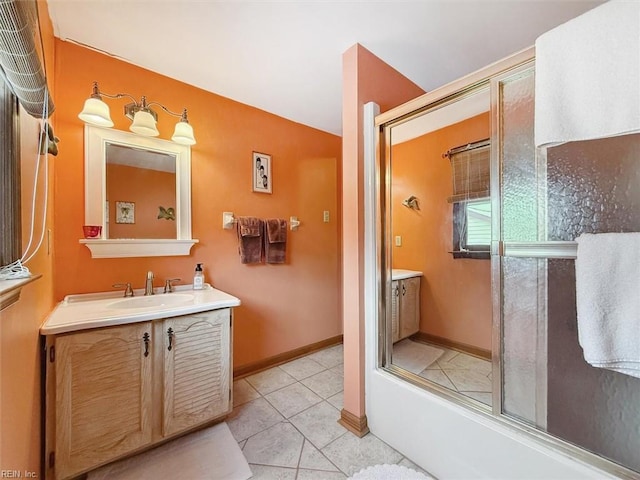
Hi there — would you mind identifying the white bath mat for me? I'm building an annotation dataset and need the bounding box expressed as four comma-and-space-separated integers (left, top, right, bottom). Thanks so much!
87, 422, 252, 480
350, 464, 432, 479
392, 339, 443, 374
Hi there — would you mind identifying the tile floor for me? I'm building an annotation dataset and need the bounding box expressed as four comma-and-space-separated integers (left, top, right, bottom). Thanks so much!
411, 342, 493, 407
229, 344, 434, 479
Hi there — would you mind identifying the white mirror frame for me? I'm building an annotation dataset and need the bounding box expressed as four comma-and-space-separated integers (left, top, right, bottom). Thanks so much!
79, 126, 198, 258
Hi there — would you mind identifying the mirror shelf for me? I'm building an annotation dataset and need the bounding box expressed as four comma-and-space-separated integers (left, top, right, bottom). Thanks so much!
82, 126, 197, 258
79, 239, 198, 258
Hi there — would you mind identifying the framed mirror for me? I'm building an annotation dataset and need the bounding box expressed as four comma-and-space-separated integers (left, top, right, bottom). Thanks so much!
80, 126, 198, 258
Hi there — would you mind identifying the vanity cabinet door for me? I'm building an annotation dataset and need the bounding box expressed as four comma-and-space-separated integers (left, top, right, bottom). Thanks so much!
162, 308, 232, 437
399, 277, 421, 340
55, 322, 153, 480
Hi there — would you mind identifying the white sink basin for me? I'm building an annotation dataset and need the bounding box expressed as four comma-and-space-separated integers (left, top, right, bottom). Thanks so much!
107, 293, 194, 310
41, 285, 242, 335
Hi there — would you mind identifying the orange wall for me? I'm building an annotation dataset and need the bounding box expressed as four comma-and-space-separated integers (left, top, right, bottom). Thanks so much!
342, 44, 425, 418
53, 40, 342, 368
106, 164, 176, 239
0, 1, 57, 472
392, 113, 492, 351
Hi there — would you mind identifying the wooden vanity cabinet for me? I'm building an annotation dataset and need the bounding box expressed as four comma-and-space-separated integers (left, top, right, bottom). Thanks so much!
45, 308, 232, 480
391, 276, 421, 342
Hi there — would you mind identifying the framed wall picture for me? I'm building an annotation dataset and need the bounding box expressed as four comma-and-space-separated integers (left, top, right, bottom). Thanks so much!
252, 152, 272, 194
115, 201, 135, 224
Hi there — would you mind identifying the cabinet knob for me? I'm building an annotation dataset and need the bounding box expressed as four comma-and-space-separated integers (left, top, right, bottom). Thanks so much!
395, 285, 399, 297
402, 284, 406, 296
167, 328, 174, 351
143, 332, 150, 357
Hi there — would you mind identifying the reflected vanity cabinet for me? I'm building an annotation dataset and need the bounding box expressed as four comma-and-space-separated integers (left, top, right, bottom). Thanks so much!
44, 308, 232, 480
391, 273, 421, 342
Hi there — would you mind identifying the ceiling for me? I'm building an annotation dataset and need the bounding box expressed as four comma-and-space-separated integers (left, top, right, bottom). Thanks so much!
46, 0, 602, 136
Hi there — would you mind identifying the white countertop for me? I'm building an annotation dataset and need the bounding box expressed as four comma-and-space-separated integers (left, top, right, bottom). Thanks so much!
392, 269, 423, 280
40, 284, 240, 335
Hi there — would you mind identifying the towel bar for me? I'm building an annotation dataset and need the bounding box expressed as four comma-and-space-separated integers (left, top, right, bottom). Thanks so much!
222, 212, 302, 231
500, 241, 577, 259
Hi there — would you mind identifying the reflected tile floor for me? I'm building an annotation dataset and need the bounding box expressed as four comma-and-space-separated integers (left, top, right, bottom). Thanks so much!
415, 343, 493, 407
230, 344, 435, 479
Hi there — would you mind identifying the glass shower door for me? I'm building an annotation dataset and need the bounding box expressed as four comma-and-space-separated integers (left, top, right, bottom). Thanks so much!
496, 61, 640, 476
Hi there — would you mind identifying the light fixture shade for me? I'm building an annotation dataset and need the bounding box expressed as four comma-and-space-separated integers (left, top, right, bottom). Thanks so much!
78, 97, 114, 127
171, 121, 196, 145
130, 110, 159, 137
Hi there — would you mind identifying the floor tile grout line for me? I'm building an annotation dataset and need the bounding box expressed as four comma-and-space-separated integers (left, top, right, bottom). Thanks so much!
236, 417, 287, 446
317, 430, 352, 476
243, 368, 305, 396
441, 368, 460, 391
244, 360, 345, 397
280, 357, 330, 382
245, 376, 349, 472
237, 344, 444, 479
279, 387, 343, 420
261, 382, 325, 419
293, 438, 350, 478
239, 345, 413, 478
276, 396, 349, 474
286, 397, 346, 440
294, 438, 306, 480
248, 462, 297, 473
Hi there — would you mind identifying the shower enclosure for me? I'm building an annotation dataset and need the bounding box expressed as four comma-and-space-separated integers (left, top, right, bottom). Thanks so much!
377, 49, 640, 477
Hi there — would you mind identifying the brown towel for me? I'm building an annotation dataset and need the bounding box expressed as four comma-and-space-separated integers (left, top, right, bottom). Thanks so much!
265, 218, 287, 264
237, 217, 263, 264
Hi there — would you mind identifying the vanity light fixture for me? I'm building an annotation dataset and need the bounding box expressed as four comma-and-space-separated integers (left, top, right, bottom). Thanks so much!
78, 81, 196, 145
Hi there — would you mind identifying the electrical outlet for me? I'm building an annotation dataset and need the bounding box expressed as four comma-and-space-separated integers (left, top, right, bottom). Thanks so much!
395, 235, 402, 246
323, 210, 330, 223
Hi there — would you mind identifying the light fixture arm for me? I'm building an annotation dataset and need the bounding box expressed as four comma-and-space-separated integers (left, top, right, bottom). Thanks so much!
147, 101, 183, 118
101, 91, 138, 105
147, 103, 191, 125
89, 81, 189, 121
89, 82, 138, 105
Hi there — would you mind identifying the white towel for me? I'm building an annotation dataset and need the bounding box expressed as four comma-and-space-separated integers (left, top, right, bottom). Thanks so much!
575, 232, 640, 378
535, 1, 640, 148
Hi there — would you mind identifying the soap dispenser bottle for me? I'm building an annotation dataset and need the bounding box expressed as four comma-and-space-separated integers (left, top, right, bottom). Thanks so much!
193, 263, 204, 290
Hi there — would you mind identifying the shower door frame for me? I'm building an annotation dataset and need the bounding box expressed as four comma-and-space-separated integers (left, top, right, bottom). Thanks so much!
373, 46, 639, 480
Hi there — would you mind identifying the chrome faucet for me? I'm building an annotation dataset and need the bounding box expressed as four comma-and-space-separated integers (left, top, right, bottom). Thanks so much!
144, 271, 155, 296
